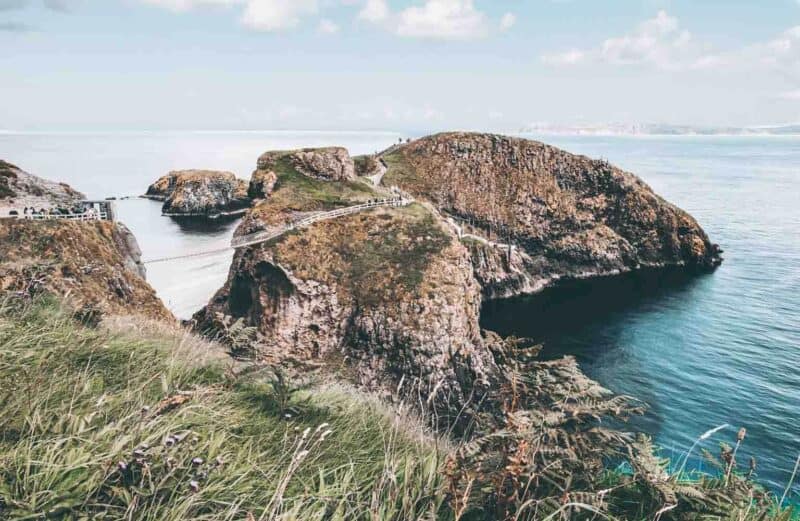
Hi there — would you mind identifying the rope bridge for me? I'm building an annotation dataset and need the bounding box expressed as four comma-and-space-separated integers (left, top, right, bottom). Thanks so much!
143, 197, 414, 265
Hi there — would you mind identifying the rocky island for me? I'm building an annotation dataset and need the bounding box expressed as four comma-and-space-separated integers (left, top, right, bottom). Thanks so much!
195, 133, 722, 412
144, 170, 251, 218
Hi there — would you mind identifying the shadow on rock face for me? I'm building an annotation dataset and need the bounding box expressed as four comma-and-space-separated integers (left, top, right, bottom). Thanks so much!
168, 215, 241, 234
480, 266, 709, 345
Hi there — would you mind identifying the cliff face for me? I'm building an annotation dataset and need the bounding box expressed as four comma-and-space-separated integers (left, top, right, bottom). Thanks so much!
0, 220, 173, 321
382, 132, 722, 299
0, 160, 85, 217
197, 150, 498, 407
145, 170, 250, 217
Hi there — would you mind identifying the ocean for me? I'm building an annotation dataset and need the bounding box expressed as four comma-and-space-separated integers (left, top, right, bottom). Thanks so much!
1, 131, 798, 497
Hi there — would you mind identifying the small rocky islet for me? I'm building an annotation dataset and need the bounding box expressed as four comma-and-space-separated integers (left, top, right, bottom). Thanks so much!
144, 169, 251, 218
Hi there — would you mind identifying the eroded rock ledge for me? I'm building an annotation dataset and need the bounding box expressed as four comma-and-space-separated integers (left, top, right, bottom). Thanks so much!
145, 170, 251, 217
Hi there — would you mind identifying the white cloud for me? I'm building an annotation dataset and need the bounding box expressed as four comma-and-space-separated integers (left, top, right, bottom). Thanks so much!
499, 12, 515, 31
542, 10, 718, 70
396, 0, 488, 40
142, 0, 319, 31
318, 18, 339, 34
541, 49, 585, 65
240, 0, 318, 31
357, 0, 388, 23
140, 0, 238, 12
600, 11, 697, 68
755, 26, 800, 68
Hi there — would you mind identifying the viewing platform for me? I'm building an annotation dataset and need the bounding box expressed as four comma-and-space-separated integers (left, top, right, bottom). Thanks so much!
1, 200, 116, 222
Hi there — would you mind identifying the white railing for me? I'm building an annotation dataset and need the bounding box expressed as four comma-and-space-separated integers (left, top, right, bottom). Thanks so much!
232, 197, 413, 249
16, 211, 110, 222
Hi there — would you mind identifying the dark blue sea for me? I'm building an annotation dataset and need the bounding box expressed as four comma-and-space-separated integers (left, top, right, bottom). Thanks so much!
1, 131, 798, 498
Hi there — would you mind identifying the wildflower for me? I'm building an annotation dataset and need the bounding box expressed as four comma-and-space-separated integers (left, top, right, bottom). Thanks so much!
117, 461, 128, 471
192, 457, 204, 466
133, 449, 146, 458
189, 480, 200, 493
285, 413, 292, 419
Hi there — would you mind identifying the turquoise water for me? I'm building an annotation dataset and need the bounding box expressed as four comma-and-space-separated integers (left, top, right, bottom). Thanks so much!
486, 135, 800, 497
1, 132, 798, 497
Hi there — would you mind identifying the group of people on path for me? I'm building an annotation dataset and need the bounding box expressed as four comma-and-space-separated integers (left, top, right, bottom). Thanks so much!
19, 204, 98, 220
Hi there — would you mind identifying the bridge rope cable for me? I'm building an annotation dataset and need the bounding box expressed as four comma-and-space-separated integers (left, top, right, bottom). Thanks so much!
142, 197, 413, 265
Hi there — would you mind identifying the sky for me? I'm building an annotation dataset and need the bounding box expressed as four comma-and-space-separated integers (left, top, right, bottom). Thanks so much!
1, 0, 800, 131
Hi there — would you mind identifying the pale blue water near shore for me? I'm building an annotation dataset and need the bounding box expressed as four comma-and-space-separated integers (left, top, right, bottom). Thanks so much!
1, 131, 798, 498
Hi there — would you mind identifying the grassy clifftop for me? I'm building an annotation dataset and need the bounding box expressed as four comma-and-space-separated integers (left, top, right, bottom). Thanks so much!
0, 298, 444, 520
1, 298, 792, 520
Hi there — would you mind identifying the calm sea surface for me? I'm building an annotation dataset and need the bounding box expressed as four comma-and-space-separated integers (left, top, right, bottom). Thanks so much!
1, 131, 798, 496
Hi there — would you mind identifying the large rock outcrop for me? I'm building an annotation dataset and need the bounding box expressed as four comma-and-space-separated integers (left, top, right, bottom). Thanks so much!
198, 133, 722, 410
197, 154, 498, 409
382, 132, 722, 299
145, 170, 250, 217
0, 160, 85, 217
256, 147, 356, 185
0, 219, 173, 321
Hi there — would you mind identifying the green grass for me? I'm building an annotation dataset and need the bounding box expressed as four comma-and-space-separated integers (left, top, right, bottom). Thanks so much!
0, 297, 796, 520
331, 204, 452, 305
379, 152, 420, 192
270, 158, 378, 211
0, 297, 447, 520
